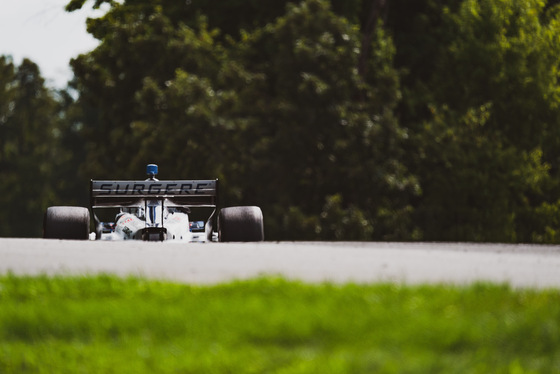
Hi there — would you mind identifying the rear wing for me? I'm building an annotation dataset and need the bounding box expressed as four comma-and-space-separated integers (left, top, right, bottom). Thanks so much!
90, 179, 218, 208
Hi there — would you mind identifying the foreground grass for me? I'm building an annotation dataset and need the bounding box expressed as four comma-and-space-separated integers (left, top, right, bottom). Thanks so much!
0, 275, 559, 373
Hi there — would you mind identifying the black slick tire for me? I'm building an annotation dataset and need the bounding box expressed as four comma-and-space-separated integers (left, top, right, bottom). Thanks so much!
218, 206, 264, 242
43, 206, 90, 240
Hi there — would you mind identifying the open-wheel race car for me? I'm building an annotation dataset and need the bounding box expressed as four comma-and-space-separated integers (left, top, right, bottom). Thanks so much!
43, 164, 264, 242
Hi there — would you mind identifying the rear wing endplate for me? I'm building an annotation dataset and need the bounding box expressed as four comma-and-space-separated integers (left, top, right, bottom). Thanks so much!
90, 179, 218, 208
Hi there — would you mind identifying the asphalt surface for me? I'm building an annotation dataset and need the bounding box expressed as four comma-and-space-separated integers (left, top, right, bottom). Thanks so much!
1, 239, 560, 288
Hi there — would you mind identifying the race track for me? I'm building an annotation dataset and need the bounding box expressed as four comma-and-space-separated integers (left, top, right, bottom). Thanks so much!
1, 239, 560, 288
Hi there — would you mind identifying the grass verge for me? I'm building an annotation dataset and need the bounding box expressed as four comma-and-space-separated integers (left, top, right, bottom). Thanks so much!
1, 274, 559, 373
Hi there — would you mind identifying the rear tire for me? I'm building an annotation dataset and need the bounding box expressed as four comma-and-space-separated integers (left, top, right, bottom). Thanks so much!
218, 206, 264, 242
44, 206, 90, 240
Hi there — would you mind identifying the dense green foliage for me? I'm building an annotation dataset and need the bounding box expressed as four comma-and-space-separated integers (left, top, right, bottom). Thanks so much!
1, 274, 560, 373
3, 0, 560, 241
0, 57, 84, 237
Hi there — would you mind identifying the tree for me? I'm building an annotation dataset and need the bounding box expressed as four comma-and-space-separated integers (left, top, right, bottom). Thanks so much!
68, 2, 226, 179
218, 0, 418, 239
66, 0, 363, 39
0, 57, 73, 237
387, 0, 560, 241
414, 104, 550, 241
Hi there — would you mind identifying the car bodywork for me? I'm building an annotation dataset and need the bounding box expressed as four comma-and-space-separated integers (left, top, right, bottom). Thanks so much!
90, 178, 218, 242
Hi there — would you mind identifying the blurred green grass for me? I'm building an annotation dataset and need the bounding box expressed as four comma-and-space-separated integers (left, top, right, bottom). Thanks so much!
0, 274, 559, 373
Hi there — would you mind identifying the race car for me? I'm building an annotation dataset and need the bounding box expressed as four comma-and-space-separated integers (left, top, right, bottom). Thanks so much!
43, 164, 264, 242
